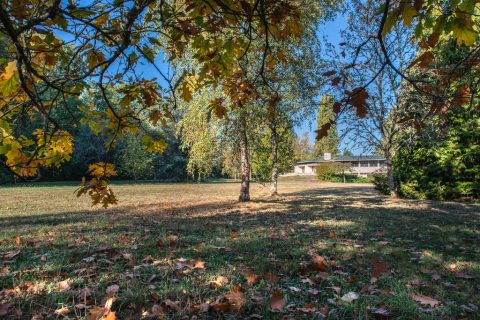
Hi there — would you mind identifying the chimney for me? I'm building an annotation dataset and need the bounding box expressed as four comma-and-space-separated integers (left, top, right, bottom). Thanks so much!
323, 152, 332, 160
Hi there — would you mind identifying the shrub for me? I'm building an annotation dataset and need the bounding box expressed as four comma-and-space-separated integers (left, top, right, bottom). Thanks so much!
372, 174, 390, 195
316, 162, 351, 181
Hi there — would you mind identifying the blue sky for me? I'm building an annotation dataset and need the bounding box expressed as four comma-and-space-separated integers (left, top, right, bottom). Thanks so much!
294, 15, 347, 149
136, 13, 349, 152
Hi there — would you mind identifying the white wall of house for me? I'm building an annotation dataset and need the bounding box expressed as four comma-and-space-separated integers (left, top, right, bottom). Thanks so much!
292, 160, 385, 177
293, 164, 316, 174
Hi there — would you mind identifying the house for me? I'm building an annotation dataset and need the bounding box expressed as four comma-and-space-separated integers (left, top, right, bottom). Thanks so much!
293, 153, 386, 177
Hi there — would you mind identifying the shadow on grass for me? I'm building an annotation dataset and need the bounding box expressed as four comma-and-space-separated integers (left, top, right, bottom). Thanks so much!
1, 185, 479, 319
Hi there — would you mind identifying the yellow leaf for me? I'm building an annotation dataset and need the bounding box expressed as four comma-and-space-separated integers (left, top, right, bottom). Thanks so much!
452, 23, 477, 46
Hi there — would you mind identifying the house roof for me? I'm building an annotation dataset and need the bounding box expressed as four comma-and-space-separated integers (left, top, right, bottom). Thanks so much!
296, 155, 385, 164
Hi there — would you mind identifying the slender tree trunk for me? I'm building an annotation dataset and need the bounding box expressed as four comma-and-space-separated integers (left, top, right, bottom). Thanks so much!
270, 124, 279, 196
239, 116, 250, 202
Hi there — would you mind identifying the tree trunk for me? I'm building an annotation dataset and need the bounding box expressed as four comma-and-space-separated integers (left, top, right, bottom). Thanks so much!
270, 124, 279, 196
385, 156, 399, 198
239, 116, 250, 202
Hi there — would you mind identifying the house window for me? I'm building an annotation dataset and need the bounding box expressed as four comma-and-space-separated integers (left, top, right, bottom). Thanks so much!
379, 161, 385, 167
351, 162, 359, 167
360, 161, 369, 167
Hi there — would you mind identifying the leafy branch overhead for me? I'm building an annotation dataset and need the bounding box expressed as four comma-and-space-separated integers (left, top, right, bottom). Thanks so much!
0, 0, 309, 205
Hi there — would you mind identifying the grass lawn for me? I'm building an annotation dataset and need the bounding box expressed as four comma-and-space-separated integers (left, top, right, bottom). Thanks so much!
0, 179, 479, 319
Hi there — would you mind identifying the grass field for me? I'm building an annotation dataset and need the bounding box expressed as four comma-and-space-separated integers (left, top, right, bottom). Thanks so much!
0, 179, 479, 319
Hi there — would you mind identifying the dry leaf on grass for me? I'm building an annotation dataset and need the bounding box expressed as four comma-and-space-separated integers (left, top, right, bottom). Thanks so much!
57, 279, 71, 291
106, 284, 119, 295
370, 258, 390, 277
269, 289, 286, 312
341, 291, 359, 302
54, 307, 69, 316
411, 294, 440, 307
326, 286, 341, 294
0, 250, 20, 260
152, 299, 179, 315
245, 267, 259, 285
263, 272, 278, 283
311, 255, 328, 272
225, 287, 246, 313
0, 303, 11, 316
210, 275, 229, 288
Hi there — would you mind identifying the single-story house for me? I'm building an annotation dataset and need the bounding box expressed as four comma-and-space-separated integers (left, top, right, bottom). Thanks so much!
293, 153, 386, 177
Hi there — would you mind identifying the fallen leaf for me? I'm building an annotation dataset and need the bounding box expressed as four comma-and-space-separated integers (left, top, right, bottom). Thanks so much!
210, 275, 229, 288
411, 294, 440, 307
76, 287, 92, 300
54, 307, 69, 316
230, 231, 240, 239
263, 272, 278, 283
188, 259, 205, 269
15, 236, 21, 245
455, 271, 475, 279
370, 258, 390, 277
245, 268, 259, 285
152, 304, 165, 315
105, 311, 116, 320
308, 288, 319, 295
269, 289, 286, 312
327, 286, 341, 294
327, 231, 336, 238
161, 299, 179, 312
341, 291, 359, 302
210, 300, 231, 312
311, 255, 328, 272
1, 250, 20, 260
289, 286, 301, 292
86, 306, 107, 320
106, 284, 119, 295
298, 303, 316, 313
225, 286, 246, 312
372, 307, 389, 319
58, 279, 71, 291
0, 303, 11, 316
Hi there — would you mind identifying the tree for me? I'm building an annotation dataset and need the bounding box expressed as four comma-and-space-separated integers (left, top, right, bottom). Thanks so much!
328, 0, 416, 197
0, 0, 310, 206
115, 133, 155, 181
293, 132, 314, 162
314, 94, 339, 157
394, 42, 480, 199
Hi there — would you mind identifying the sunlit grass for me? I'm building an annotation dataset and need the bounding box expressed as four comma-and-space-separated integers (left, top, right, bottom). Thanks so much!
0, 180, 479, 319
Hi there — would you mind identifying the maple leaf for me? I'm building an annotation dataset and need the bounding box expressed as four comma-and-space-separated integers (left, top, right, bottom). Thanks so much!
244, 267, 259, 285
331, 77, 342, 86
370, 258, 390, 277
311, 255, 329, 272
269, 289, 286, 312
315, 122, 332, 140
411, 293, 440, 307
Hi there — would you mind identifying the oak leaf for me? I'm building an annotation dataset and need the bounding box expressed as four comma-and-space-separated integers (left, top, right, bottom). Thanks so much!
269, 289, 286, 312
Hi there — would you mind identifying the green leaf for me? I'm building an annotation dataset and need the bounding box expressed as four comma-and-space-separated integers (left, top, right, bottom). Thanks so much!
452, 23, 477, 46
